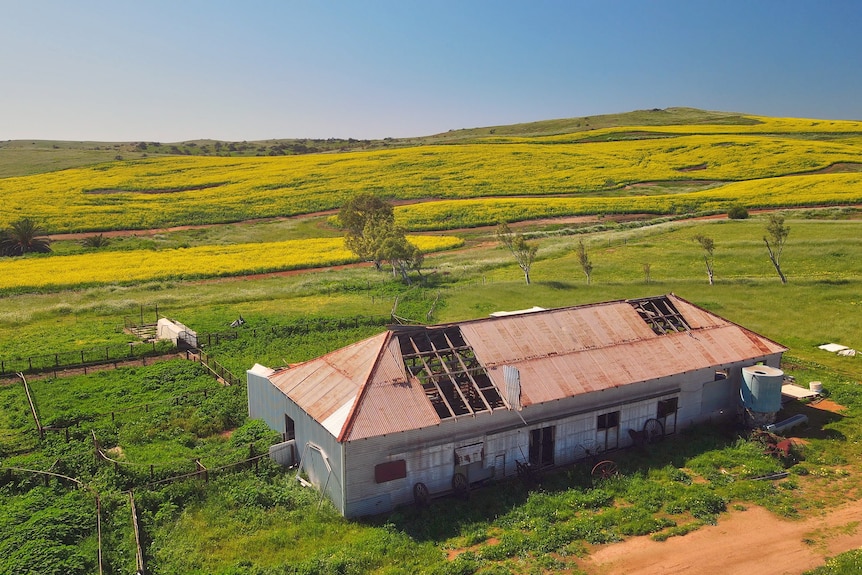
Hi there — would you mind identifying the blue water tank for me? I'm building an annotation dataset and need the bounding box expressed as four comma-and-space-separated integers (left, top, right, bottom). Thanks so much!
741, 365, 784, 413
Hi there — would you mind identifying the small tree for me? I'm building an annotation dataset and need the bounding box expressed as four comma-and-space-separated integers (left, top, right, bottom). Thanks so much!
377, 226, 423, 284
693, 233, 715, 285
496, 223, 538, 285
339, 193, 395, 270
576, 239, 593, 284
642, 262, 652, 284
0, 218, 52, 256
764, 213, 789, 284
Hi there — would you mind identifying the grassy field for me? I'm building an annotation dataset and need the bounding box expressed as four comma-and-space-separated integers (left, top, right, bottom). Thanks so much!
3, 110, 862, 574
2, 213, 862, 574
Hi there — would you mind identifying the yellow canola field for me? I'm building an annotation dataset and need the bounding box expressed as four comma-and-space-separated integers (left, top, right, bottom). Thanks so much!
396, 173, 862, 230
2, 130, 861, 233
0, 235, 462, 292
495, 116, 862, 144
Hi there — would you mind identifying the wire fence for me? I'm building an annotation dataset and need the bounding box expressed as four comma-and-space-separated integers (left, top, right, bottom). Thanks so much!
92, 430, 274, 487
189, 350, 240, 386
12, 370, 227, 443
1, 436, 279, 575
0, 340, 176, 377
197, 314, 392, 349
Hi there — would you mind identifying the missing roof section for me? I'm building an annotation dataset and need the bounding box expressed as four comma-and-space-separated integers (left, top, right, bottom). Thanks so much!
629, 296, 690, 335
397, 326, 506, 420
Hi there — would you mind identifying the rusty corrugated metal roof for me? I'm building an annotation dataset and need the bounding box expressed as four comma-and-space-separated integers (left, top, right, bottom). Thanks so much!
342, 334, 441, 440
268, 332, 388, 435
263, 294, 787, 441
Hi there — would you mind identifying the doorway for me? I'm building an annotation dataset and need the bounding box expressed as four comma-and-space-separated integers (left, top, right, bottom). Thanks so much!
529, 426, 555, 467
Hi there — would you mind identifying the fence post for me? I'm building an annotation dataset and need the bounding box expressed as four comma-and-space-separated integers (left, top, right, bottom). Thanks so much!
21, 374, 44, 440
130, 491, 145, 575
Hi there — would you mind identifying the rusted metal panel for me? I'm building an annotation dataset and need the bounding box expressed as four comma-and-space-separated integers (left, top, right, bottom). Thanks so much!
461, 302, 659, 366
268, 332, 387, 428
344, 335, 440, 440
484, 324, 784, 407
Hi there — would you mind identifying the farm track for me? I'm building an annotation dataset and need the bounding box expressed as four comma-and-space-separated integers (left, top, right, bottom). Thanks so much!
581, 399, 861, 575
582, 500, 862, 575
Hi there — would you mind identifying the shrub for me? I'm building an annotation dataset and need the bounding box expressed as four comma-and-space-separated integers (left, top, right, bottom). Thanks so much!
728, 205, 749, 219
80, 234, 110, 248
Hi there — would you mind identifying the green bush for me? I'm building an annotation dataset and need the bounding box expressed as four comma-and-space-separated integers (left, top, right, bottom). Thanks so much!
727, 205, 749, 219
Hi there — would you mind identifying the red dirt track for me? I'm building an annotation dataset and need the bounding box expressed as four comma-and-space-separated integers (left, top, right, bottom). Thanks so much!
581, 500, 862, 575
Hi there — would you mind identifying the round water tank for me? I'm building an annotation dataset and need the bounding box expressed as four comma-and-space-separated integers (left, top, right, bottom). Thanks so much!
741, 365, 784, 414
809, 381, 823, 394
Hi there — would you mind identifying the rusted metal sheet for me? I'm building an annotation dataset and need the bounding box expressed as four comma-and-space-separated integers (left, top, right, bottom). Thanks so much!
460, 302, 658, 366
261, 295, 786, 443
269, 332, 387, 427
342, 334, 440, 441
484, 323, 785, 406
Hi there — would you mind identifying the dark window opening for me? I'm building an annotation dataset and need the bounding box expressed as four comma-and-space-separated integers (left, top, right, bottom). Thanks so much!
529, 426, 555, 467
657, 397, 678, 419
284, 414, 296, 441
398, 326, 506, 420
597, 411, 620, 430
597, 410, 620, 451
629, 296, 690, 335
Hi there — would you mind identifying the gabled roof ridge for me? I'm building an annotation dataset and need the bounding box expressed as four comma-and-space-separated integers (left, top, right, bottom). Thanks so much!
337, 331, 395, 442
450, 297, 626, 329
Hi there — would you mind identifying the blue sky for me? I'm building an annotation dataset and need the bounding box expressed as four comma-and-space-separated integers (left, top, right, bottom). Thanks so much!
2, 0, 860, 141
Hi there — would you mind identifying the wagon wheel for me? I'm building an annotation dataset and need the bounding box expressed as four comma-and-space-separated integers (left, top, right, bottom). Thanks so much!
643, 418, 665, 444
452, 472, 469, 494
413, 482, 430, 506
591, 460, 618, 479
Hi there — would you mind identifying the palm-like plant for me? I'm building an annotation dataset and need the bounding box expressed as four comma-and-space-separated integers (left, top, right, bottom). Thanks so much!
80, 233, 110, 248
0, 218, 52, 256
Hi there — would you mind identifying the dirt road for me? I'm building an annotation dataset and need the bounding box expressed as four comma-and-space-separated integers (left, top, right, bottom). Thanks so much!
582, 499, 862, 575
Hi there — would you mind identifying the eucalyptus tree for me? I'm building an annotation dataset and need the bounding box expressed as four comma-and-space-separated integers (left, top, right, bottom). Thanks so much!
339, 193, 395, 270
496, 222, 538, 285
576, 239, 594, 284
763, 214, 789, 284
693, 233, 715, 285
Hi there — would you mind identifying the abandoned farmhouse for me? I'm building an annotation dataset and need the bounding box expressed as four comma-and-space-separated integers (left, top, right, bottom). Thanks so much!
247, 294, 786, 517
